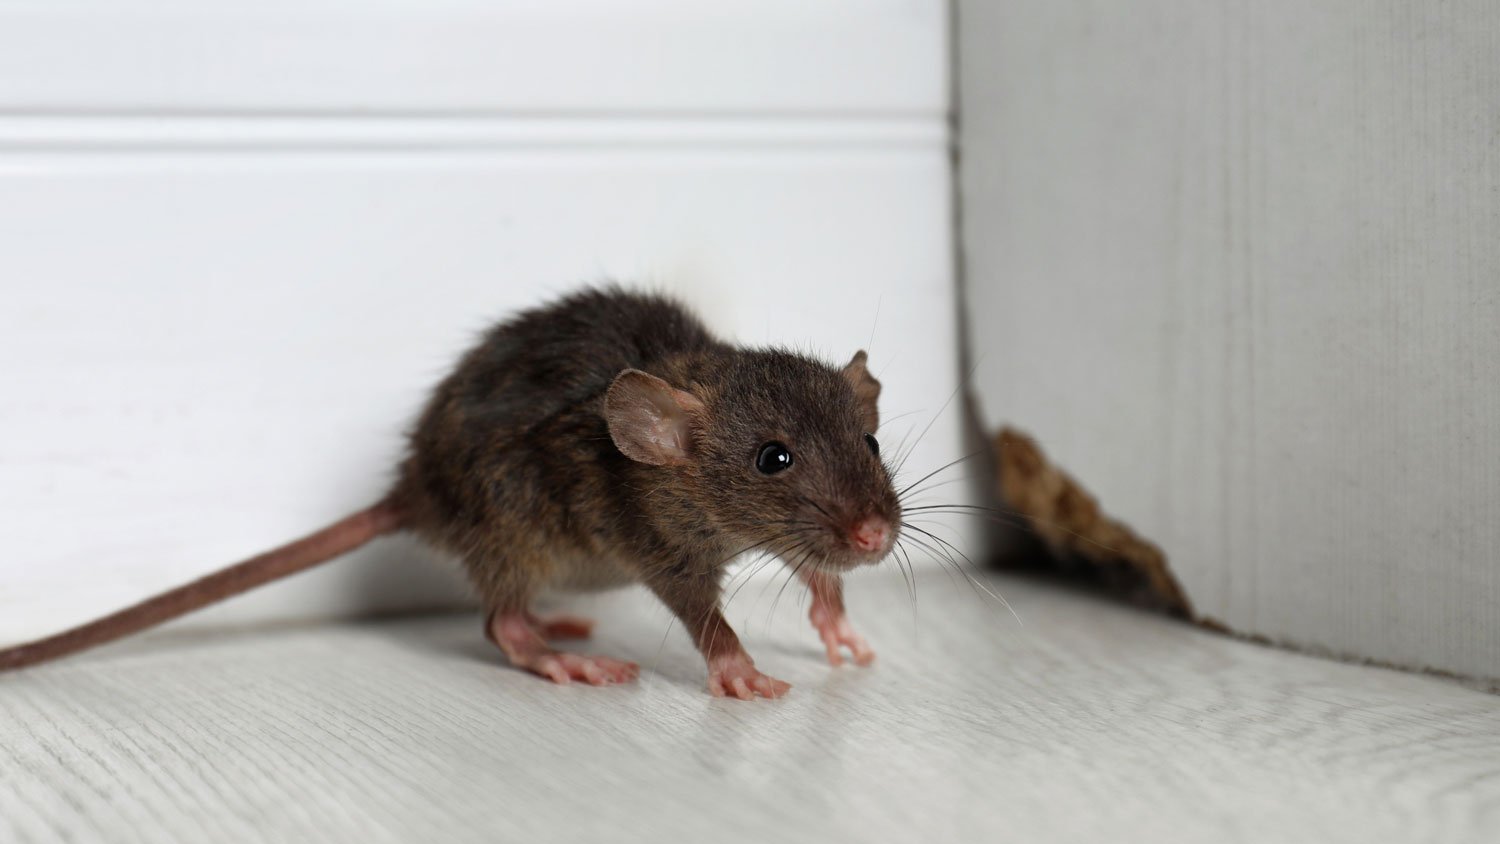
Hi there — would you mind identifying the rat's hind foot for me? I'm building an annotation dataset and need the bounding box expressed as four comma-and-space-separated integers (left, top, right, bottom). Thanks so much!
486, 611, 638, 686
525, 612, 595, 640
524, 651, 639, 686
707, 652, 791, 700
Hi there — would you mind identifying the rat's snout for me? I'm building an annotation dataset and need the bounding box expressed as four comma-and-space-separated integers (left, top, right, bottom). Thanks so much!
849, 515, 892, 555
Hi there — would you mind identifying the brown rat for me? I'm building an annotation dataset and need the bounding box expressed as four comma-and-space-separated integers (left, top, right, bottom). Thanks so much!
0, 286, 902, 699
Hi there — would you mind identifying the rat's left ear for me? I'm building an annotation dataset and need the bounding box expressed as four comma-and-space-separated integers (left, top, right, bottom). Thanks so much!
603, 369, 706, 466
841, 350, 881, 432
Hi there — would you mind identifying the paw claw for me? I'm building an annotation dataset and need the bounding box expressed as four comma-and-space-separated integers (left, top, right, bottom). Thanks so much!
822, 637, 845, 667
536, 657, 571, 685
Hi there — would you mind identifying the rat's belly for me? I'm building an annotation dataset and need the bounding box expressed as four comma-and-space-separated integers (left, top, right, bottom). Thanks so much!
546, 552, 637, 592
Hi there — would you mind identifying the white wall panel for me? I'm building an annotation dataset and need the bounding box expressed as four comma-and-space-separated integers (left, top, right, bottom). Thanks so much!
0, 1, 945, 115
958, 0, 1499, 680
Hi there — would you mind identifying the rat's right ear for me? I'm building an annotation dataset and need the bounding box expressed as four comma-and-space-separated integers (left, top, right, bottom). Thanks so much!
603, 369, 705, 466
841, 350, 881, 432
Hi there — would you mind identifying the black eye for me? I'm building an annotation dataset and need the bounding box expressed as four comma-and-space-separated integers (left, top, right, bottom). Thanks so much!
864, 433, 880, 456
756, 441, 794, 474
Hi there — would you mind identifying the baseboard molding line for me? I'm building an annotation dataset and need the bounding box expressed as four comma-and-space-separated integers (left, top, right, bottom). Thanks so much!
0, 114, 945, 153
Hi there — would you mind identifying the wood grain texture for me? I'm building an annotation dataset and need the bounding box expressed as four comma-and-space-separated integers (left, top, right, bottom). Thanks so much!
957, 0, 1500, 680
1, 569, 1496, 844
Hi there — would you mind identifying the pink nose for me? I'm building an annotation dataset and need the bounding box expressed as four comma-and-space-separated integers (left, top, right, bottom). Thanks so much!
849, 516, 891, 553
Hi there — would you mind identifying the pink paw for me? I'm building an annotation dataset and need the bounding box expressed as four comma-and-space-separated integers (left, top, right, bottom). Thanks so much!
810, 605, 876, 667
487, 611, 634, 686
707, 653, 791, 700
526, 652, 640, 686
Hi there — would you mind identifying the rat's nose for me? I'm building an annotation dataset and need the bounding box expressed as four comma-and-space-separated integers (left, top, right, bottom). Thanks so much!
849, 516, 891, 554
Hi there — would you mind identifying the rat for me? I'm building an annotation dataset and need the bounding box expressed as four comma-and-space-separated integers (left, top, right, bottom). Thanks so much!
0, 286, 902, 699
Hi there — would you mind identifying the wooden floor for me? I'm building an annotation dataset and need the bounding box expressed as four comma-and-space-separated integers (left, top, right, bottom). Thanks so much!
2, 568, 1497, 843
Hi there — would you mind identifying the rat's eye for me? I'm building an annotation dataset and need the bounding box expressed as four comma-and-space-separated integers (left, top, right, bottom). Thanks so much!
755, 441, 794, 475
864, 433, 880, 456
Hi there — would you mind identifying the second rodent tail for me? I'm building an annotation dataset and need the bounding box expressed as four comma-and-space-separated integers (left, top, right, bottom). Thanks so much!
0, 499, 404, 672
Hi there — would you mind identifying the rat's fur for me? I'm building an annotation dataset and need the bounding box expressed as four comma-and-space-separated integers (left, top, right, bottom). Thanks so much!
396, 287, 899, 693
1, 286, 900, 697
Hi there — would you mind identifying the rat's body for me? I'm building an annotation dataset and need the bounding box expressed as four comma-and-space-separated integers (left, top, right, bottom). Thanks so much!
0, 287, 899, 699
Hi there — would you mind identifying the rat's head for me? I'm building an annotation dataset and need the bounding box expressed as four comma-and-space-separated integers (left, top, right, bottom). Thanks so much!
604, 349, 901, 571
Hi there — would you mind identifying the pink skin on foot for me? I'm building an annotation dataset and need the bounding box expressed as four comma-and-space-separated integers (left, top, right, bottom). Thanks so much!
487, 612, 638, 686
805, 572, 876, 667
707, 651, 791, 700
525, 612, 595, 641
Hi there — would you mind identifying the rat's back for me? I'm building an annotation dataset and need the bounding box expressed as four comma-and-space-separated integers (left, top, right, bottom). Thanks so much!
445, 287, 720, 423
393, 286, 721, 541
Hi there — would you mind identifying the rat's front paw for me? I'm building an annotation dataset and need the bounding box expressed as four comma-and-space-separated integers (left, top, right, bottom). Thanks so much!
707, 653, 791, 700
809, 604, 876, 667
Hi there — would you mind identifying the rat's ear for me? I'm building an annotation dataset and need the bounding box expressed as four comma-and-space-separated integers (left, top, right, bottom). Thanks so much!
604, 369, 706, 466
842, 350, 881, 432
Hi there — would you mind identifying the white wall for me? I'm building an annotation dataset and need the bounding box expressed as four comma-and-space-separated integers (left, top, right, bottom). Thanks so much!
958, 1, 1500, 680
0, 1, 959, 643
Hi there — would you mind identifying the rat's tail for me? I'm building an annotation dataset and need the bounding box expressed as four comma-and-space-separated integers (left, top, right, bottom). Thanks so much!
0, 499, 405, 672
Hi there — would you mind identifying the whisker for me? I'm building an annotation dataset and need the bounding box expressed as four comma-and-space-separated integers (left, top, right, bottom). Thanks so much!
798, 495, 836, 524
722, 548, 788, 610
716, 529, 820, 602
894, 473, 983, 501
895, 540, 920, 609
902, 525, 1023, 627
897, 503, 1129, 557
901, 533, 957, 595
720, 531, 818, 603
901, 533, 978, 602
890, 539, 916, 604
768, 542, 820, 624
889, 360, 980, 480
886, 421, 921, 480
895, 451, 984, 499
877, 408, 925, 431
887, 539, 922, 637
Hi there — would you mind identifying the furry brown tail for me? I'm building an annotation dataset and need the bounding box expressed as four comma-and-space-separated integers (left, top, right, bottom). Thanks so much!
0, 500, 404, 672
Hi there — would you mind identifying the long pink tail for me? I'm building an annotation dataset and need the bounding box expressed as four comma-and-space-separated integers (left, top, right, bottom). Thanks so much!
0, 500, 403, 671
